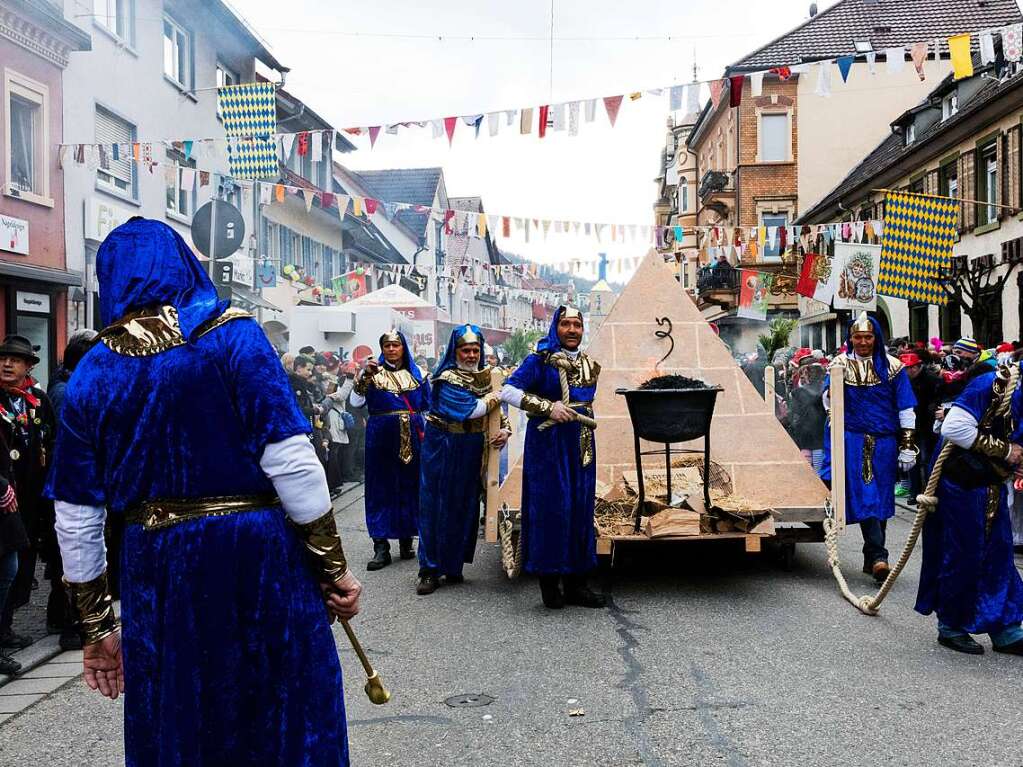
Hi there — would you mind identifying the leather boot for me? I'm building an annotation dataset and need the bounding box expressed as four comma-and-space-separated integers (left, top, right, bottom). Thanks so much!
366, 539, 392, 571
993, 638, 1023, 655
563, 575, 607, 608
938, 634, 984, 655
416, 574, 440, 595
539, 575, 564, 609
399, 538, 415, 560
871, 560, 891, 585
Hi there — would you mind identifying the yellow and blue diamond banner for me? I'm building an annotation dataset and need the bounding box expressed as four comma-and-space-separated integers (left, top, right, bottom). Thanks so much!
877, 191, 958, 305
218, 82, 277, 179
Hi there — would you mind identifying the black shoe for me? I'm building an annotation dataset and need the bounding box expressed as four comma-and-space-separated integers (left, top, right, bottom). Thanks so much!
416, 575, 440, 595
444, 574, 464, 584
871, 561, 891, 585
366, 540, 392, 571
539, 576, 564, 609
0, 651, 21, 676
59, 631, 82, 652
993, 638, 1023, 656
0, 630, 33, 650
563, 576, 607, 609
399, 538, 415, 560
938, 634, 984, 655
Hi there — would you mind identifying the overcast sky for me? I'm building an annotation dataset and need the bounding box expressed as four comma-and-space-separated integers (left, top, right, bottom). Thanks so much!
230, 0, 843, 279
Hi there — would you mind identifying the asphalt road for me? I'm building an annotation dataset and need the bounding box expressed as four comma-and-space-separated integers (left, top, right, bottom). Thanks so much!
2, 489, 1022, 767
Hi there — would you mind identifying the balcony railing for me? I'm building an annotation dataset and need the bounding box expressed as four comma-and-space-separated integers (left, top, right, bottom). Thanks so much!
696, 265, 739, 293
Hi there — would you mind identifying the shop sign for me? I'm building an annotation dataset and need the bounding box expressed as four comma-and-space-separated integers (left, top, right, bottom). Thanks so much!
16, 291, 50, 313
0, 213, 29, 256
84, 197, 130, 243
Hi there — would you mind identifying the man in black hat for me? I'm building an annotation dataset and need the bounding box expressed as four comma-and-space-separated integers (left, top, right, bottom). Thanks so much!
0, 335, 56, 650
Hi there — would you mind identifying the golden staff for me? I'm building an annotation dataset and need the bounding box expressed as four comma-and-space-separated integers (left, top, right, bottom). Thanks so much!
339, 619, 391, 705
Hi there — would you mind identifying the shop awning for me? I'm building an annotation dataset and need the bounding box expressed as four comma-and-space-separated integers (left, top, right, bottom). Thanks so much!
231, 285, 282, 312
0, 261, 82, 287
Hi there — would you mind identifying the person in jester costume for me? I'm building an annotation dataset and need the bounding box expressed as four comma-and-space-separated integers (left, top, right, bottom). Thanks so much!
349, 330, 430, 570
501, 306, 605, 610
820, 311, 918, 585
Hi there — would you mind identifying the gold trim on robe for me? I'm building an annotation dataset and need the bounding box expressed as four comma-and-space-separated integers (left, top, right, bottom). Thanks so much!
862, 434, 876, 484
98, 305, 253, 357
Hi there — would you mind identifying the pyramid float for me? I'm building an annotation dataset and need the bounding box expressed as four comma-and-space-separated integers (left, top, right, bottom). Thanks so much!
497, 249, 828, 518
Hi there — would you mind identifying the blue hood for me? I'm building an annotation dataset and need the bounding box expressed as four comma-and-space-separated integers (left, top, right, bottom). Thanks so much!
97, 217, 228, 340
845, 313, 892, 383
537, 306, 581, 354
434, 324, 486, 377
379, 331, 424, 383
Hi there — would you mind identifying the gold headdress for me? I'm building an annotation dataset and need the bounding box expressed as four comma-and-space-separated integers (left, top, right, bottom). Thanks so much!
561, 306, 583, 320
379, 329, 401, 345
851, 311, 872, 333
456, 326, 480, 346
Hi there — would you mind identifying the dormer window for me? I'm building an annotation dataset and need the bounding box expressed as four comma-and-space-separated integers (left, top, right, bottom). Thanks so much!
905, 124, 916, 145
942, 92, 959, 121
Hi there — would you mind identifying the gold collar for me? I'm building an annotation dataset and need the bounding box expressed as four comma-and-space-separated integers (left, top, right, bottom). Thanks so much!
436, 366, 494, 396
547, 351, 601, 387
842, 354, 903, 387
98, 305, 253, 357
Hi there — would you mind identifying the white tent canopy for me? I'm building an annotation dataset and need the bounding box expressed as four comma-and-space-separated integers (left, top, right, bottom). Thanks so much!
345, 283, 432, 308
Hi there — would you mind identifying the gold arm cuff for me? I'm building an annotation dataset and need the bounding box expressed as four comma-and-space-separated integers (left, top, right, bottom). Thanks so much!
972, 433, 1010, 460
499, 413, 512, 434
520, 393, 554, 417
482, 391, 503, 414
64, 571, 119, 646
898, 428, 919, 455
353, 374, 370, 396
294, 510, 349, 583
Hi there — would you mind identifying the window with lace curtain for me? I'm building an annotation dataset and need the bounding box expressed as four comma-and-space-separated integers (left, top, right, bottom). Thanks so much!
4, 70, 51, 206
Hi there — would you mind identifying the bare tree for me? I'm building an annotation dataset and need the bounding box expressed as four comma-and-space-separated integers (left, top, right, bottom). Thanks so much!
939, 255, 1019, 345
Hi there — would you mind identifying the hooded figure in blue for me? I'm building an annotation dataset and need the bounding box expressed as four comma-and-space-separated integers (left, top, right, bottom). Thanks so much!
914, 363, 1023, 656
502, 306, 605, 610
820, 312, 918, 584
44, 218, 358, 766
349, 330, 430, 570
416, 324, 509, 595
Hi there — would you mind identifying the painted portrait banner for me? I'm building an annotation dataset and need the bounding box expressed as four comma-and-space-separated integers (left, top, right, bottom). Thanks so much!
737, 269, 774, 321
832, 242, 881, 312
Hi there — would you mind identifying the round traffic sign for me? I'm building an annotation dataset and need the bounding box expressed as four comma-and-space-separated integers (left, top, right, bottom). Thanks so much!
191, 200, 246, 260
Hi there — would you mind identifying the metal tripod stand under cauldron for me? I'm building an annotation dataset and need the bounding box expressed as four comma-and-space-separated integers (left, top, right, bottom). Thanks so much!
615, 385, 724, 532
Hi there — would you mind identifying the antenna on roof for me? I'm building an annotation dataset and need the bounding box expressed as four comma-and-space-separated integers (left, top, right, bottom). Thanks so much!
692, 48, 698, 82
809, 3, 818, 17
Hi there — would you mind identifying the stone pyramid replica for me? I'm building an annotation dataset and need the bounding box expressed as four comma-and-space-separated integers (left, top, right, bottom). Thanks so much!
496, 249, 828, 519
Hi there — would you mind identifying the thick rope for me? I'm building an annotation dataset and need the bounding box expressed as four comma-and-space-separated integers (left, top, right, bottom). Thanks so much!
826, 363, 1018, 616
499, 515, 523, 578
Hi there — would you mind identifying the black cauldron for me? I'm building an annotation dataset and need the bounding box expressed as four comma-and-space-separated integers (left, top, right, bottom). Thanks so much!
615, 386, 723, 443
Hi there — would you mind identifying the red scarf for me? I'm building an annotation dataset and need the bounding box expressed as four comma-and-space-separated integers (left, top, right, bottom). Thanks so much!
3, 384, 40, 409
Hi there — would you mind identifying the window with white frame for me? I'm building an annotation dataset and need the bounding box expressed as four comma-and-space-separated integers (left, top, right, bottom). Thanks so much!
760, 112, 789, 162
165, 149, 196, 220
942, 92, 959, 121
93, 0, 135, 46
4, 70, 50, 204
163, 14, 192, 89
215, 61, 238, 120
678, 177, 689, 212
979, 141, 998, 225
905, 123, 916, 146
95, 106, 136, 199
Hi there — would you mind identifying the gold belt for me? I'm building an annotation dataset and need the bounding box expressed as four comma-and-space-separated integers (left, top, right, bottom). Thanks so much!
426, 414, 487, 434
125, 494, 280, 531
370, 410, 424, 417
526, 402, 594, 419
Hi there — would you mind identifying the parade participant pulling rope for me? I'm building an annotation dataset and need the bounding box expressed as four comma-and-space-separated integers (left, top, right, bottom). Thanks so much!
824, 362, 1020, 616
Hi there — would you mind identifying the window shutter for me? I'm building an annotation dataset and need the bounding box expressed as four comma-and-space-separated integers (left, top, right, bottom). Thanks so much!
959, 149, 976, 232
1007, 126, 1021, 213
95, 108, 134, 184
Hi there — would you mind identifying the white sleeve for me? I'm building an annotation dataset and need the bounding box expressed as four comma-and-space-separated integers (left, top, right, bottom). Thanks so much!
468, 398, 488, 419
940, 406, 979, 449
259, 434, 332, 524
501, 384, 525, 408
55, 501, 107, 583
348, 380, 366, 409
330, 377, 355, 403
898, 407, 916, 429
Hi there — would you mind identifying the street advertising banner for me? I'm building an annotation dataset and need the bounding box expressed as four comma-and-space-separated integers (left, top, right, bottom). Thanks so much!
737, 269, 773, 321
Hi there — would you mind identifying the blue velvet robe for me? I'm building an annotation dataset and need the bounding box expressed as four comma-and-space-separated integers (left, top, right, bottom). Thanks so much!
45, 219, 347, 767
819, 317, 916, 524
507, 351, 598, 575
362, 336, 430, 540
417, 326, 489, 577
915, 370, 1023, 634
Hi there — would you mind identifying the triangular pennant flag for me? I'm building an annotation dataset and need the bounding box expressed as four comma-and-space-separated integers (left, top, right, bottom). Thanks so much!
487, 112, 500, 137
866, 51, 877, 74
183, 140, 193, 160
949, 33, 974, 79
815, 61, 832, 97
274, 183, 285, 203
837, 56, 854, 83
910, 42, 929, 81
538, 105, 549, 138
709, 79, 725, 109
980, 31, 996, 64
302, 189, 315, 212
669, 85, 683, 111
281, 133, 296, 160
335, 194, 350, 217
728, 75, 744, 108
568, 101, 580, 136
353, 196, 364, 216
603, 96, 624, 127
750, 71, 765, 97
444, 116, 457, 145
584, 99, 597, 123
520, 107, 533, 135
686, 83, 700, 113
368, 126, 381, 148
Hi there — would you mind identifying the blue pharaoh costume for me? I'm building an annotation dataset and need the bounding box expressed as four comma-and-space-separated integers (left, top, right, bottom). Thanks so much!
353, 331, 430, 541
45, 219, 348, 766
820, 314, 916, 565
417, 325, 501, 579
914, 367, 1023, 644
505, 307, 599, 575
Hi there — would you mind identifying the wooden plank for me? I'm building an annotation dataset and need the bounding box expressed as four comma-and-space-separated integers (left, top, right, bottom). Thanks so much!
608, 531, 774, 543
829, 359, 847, 531
744, 535, 761, 553
764, 365, 775, 406
484, 367, 506, 544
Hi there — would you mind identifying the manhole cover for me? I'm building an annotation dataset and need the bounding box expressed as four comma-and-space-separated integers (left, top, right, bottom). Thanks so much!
444, 693, 494, 708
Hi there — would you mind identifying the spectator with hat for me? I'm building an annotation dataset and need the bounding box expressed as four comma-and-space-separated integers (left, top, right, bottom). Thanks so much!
901, 351, 942, 505
0, 334, 56, 652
